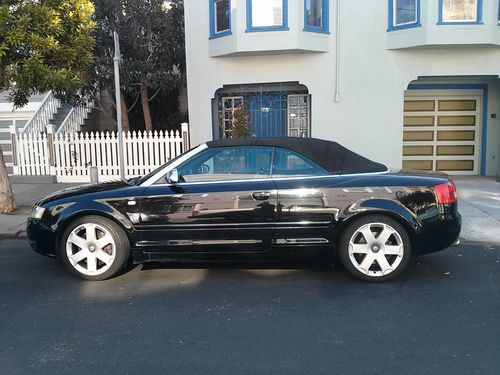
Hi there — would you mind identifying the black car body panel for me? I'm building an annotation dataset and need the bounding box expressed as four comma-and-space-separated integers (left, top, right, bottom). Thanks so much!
27, 138, 461, 264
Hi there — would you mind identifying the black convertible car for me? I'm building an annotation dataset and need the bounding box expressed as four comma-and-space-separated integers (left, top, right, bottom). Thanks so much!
27, 137, 461, 282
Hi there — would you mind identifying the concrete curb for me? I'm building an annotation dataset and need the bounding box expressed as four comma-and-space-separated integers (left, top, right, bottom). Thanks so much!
0, 231, 27, 240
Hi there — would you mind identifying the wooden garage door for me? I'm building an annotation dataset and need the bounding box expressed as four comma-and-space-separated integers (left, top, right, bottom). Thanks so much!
402, 96, 481, 175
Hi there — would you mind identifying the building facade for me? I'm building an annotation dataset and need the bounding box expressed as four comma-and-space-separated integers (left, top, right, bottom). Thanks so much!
185, 0, 500, 176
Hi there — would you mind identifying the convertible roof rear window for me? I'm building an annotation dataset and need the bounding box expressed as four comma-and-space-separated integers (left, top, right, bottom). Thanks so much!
206, 138, 388, 175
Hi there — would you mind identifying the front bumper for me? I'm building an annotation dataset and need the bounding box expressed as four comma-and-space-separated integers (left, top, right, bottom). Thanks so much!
27, 218, 58, 257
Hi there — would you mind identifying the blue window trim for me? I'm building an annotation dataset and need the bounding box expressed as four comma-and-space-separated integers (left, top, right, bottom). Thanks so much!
388, 0, 421, 32
209, 0, 232, 40
407, 83, 488, 176
303, 0, 330, 34
437, 0, 483, 25
246, 0, 289, 33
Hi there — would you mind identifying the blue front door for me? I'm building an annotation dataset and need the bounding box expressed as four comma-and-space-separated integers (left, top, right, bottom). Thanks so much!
248, 94, 285, 137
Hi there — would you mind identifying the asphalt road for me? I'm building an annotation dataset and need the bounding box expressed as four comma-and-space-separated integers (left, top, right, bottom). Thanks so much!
0, 240, 499, 375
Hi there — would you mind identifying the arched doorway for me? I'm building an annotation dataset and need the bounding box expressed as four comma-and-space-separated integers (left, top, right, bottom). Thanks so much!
212, 82, 310, 139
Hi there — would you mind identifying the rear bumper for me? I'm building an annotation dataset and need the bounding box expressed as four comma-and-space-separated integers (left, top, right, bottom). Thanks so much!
414, 211, 461, 255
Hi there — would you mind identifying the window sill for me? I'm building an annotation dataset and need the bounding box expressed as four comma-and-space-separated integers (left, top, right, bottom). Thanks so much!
387, 23, 422, 32
437, 21, 483, 25
209, 30, 232, 40
245, 26, 290, 33
303, 26, 330, 35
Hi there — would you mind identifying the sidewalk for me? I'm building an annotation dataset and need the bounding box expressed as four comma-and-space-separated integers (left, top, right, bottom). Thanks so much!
454, 176, 500, 243
0, 177, 499, 242
0, 181, 78, 238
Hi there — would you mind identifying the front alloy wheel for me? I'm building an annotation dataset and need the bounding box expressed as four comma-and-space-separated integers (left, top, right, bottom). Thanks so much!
61, 216, 130, 280
339, 215, 411, 282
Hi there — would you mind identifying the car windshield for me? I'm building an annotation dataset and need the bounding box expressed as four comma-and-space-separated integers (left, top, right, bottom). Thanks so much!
134, 149, 192, 185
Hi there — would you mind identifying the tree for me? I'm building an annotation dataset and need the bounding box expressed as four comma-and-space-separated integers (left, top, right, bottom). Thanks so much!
0, 0, 95, 213
92, 0, 185, 132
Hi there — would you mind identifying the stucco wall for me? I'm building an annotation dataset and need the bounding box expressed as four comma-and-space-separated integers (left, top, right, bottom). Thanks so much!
185, 0, 500, 175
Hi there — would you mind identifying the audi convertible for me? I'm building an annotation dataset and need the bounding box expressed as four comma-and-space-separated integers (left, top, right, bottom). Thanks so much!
27, 137, 461, 282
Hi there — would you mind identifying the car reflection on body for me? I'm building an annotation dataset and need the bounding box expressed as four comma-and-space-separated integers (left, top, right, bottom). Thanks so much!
27, 137, 461, 282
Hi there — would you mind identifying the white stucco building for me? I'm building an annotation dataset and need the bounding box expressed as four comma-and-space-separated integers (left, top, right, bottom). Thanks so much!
185, 0, 500, 176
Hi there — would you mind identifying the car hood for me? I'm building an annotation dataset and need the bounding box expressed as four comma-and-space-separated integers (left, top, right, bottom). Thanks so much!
36, 180, 133, 206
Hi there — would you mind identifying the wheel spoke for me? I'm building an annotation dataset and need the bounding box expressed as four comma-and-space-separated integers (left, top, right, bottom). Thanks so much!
377, 225, 395, 245
350, 243, 369, 254
70, 249, 88, 265
87, 254, 97, 273
359, 253, 376, 272
384, 244, 403, 256
360, 227, 376, 244
68, 233, 86, 249
85, 224, 97, 242
376, 254, 393, 274
96, 250, 114, 266
97, 233, 114, 250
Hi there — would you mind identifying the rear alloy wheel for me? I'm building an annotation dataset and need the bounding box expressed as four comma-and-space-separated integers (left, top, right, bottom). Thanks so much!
339, 215, 411, 282
60, 216, 130, 281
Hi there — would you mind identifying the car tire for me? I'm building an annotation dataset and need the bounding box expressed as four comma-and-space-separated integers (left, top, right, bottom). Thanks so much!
60, 215, 130, 281
338, 215, 411, 282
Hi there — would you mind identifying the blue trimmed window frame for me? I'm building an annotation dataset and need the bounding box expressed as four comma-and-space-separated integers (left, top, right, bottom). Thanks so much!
209, 0, 232, 40
246, 0, 289, 33
388, 0, 421, 31
438, 0, 483, 25
304, 0, 330, 34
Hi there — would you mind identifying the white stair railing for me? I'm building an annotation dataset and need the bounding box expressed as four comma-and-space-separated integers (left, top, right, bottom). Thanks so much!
56, 99, 95, 135
20, 91, 60, 135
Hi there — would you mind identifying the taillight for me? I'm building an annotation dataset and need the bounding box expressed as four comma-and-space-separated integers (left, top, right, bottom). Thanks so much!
434, 181, 457, 204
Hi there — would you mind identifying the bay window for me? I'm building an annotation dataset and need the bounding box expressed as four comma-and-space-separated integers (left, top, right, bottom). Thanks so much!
246, 0, 288, 32
210, 0, 231, 39
439, 0, 482, 24
304, 0, 329, 33
388, 0, 421, 31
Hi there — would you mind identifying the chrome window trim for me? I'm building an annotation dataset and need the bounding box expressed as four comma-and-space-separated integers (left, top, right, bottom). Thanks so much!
140, 144, 208, 187
146, 169, 391, 188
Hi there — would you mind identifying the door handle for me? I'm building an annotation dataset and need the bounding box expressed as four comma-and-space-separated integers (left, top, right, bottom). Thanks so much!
252, 191, 272, 201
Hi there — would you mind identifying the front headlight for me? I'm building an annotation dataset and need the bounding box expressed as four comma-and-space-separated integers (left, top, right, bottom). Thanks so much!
30, 206, 46, 219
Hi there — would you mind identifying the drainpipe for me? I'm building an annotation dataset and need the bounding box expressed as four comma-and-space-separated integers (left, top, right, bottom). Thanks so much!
335, 0, 341, 103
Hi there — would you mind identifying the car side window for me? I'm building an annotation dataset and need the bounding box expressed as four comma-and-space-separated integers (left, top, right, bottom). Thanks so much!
272, 148, 327, 177
170, 146, 274, 183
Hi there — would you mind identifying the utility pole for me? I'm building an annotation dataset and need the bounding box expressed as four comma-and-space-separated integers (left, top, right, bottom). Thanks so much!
113, 30, 126, 181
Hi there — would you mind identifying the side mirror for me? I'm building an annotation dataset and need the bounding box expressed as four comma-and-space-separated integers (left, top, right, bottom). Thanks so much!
165, 169, 179, 184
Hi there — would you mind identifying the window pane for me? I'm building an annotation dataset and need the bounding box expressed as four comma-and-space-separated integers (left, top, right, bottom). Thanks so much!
272, 148, 327, 177
395, 0, 416, 25
215, 0, 230, 32
442, 0, 477, 22
251, 0, 283, 28
305, 0, 322, 27
178, 147, 274, 182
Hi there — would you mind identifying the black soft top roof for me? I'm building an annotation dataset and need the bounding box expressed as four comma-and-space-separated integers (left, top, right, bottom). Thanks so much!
206, 137, 388, 175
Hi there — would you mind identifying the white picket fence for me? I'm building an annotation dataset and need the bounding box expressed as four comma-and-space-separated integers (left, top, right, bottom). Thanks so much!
10, 123, 189, 183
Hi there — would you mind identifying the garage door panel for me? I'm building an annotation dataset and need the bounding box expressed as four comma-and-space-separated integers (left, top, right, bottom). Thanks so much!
437, 145, 475, 156
437, 116, 476, 126
436, 160, 474, 171
438, 100, 476, 111
437, 130, 475, 141
402, 95, 480, 175
404, 100, 435, 112
403, 131, 434, 141
404, 116, 435, 126
403, 146, 434, 156
403, 160, 433, 171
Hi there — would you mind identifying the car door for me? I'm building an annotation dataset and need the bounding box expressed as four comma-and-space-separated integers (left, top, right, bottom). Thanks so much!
272, 147, 339, 245
138, 146, 277, 253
